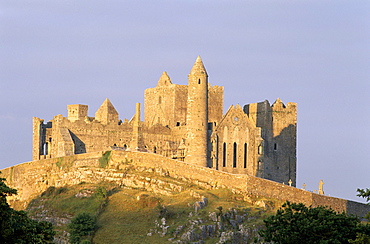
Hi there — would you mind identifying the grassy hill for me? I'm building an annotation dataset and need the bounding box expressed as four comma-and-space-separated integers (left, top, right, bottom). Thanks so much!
26, 175, 281, 243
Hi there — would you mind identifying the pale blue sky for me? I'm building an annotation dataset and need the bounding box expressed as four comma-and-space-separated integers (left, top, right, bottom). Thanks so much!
0, 1, 369, 202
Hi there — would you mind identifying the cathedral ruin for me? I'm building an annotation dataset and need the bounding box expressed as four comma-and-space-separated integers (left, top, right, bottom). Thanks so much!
33, 56, 297, 186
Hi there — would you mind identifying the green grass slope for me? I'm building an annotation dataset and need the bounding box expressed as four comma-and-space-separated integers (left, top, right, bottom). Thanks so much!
26, 175, 281, 243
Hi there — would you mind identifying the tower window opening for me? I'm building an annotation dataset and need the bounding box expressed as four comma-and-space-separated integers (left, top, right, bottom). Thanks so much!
176, 122, 180, 126
233, 142, 237, 168
274, 143, 277, 151
198, 79, 201, 84
43, 143, 48, 155
258, 161, 262, 171
258, 145, 263, 155
244, 143, 247, 168
223, 143, 226, 167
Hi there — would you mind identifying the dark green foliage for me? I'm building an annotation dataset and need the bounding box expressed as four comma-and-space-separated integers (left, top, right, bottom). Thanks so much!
68, 212, 96, 244
55, 186, 68, 195
80, 240, 92, 244
349, 233, 370, 244
41, 186, 68, 197
99, 151, 111, 168
0, 172, 55, 243
357, 188, 370, 204
156, 205, 175, 219
93, 186, 108, 211
259, 201, 370, 244
94, 186, 107, 199
2, 210, 55, 244
41, 186, 56, 197
357, 188, 370, 229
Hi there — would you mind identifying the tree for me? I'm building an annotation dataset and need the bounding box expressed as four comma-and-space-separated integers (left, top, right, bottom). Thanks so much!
357, 188, 370, 204
357, 188, 370, 228
68, 212, 96, 244
349, 233, 370, 244
0, 172, 55, 243
259, 201, 370, 244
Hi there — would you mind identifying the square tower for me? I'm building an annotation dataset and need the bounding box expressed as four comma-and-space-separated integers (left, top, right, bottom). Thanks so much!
67, 104, 88, 122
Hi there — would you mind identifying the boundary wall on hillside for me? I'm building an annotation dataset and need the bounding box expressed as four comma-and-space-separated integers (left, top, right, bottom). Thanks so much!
1, 150, 369, 216
110, 151, 369, 217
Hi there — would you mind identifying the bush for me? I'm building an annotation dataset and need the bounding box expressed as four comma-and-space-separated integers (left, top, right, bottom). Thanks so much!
68, 212, 96, 244
157, 204, 175, 219
41, 186, 68, 197
259, 201, 370, 244
94, 186, 107, 199
99, 151, 111, 168
0, 173, 55, 243
41, 186, 56, 197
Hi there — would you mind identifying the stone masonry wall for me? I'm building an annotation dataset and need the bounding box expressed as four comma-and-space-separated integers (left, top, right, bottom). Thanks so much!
1, 150, 369, 217
114, 151, 367, 216
243, 99, 297, 186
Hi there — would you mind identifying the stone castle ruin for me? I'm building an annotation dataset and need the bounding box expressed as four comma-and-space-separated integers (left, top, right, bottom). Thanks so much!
2, 56, 368, 217
33, 56, 297, 186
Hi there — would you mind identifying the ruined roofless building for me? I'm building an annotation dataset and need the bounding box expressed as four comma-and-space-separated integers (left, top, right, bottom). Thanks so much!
33, 56, 297, 186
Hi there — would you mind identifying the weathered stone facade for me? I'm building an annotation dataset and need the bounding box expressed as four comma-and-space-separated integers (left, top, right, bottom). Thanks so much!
32, 56, 296, 185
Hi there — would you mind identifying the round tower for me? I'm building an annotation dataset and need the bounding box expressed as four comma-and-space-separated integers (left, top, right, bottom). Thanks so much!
185, 56, 209, 167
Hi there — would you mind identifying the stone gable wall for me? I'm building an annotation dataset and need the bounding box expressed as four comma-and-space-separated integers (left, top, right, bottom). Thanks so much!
211, 105, 261, 176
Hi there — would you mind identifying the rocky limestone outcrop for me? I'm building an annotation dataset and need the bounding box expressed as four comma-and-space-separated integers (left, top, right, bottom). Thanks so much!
149, 198, 268, 244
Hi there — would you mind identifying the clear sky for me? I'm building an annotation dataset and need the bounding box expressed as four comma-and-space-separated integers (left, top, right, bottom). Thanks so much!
0, 1, 369, 203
